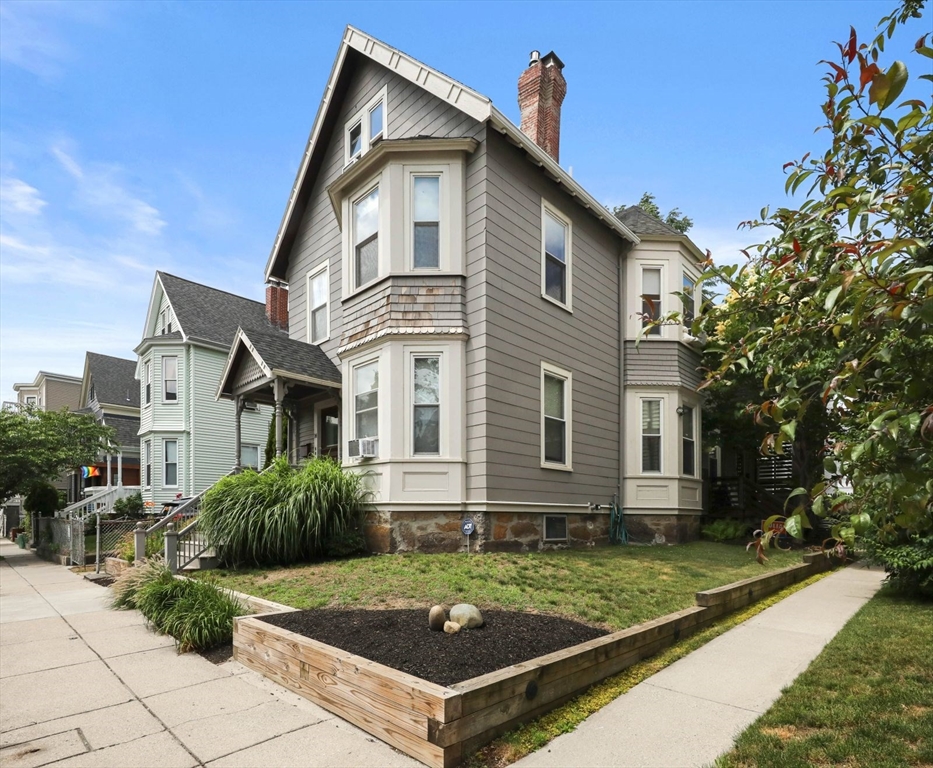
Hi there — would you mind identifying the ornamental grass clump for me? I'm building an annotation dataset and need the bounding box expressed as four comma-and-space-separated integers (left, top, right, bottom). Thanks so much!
109, 557, 171, 610
200, 457, 369, 567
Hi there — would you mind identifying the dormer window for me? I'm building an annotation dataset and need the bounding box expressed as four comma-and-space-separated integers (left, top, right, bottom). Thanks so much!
344, 87, 388, 166
413, 176, 440, 269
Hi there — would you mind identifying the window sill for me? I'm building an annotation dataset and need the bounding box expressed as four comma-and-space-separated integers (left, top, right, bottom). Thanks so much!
541, 461, 573, 472
541, 293, 573, 314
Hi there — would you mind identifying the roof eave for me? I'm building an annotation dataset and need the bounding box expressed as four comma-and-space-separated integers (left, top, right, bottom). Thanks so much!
633, 232, 708, 264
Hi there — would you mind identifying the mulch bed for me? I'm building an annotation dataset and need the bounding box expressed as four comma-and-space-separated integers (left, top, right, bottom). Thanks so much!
258, 608, 608, 687
199, 642, 234, 665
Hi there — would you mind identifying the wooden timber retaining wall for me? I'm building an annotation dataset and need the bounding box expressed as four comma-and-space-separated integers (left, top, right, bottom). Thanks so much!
233, 553, 842, 768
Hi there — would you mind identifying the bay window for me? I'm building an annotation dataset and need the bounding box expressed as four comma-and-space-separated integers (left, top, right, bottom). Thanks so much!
354, 361, 379, 439
642, 399, 662, 472
683, 272, 695, 325
642, 268, 662, 335
413, 356, 440, 454
164, 439, 178, 487
682, 405, 696, 476
413, 176, 440, 269
353, 187, 379, 289
162, 356, 177, 402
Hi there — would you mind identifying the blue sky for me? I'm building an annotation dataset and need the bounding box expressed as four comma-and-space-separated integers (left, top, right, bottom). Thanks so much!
0, 0, 924, 401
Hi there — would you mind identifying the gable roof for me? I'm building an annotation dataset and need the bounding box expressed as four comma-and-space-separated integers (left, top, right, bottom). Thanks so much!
265, 26, 639, 281
156, 272, 271, 348
218, 327, 341, 401
82, 352, 140, 409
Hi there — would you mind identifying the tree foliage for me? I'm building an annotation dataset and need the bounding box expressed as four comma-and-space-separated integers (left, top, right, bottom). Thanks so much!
613, 192, 694, 234
24, 483, 62, 516
0, 405, 115, 504
693, 2, 932, 588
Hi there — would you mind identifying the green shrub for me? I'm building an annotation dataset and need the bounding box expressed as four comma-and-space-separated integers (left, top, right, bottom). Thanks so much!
323, 527, 367, 558
117, 528, 163, 563
864, 533, 933, 599
110, 557, 171, 610
160, 579, 243, 652
200, 457, 369, 567
701, 519, 750, 543
112, 492, 145, 518
24, 483, 61, 516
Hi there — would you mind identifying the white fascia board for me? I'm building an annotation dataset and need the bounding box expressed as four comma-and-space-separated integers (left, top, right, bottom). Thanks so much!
215, 329, 273, 402
488, 107, 640, 247
142, 274, 163, 342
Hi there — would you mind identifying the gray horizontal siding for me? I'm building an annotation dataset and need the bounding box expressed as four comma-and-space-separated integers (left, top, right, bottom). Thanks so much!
624, 340, 703, 390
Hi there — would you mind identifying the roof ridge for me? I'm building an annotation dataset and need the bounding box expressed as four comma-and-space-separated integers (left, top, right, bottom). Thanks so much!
158, 271, 265, 307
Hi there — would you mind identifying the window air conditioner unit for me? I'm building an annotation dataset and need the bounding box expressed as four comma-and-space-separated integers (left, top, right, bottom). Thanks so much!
348, 438, 378, 459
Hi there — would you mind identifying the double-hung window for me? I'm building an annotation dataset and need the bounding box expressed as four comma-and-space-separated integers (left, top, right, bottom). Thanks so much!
642, 268, 662, 335
345, 88, 387, 165
308, 266, 329, 343
542, 364, 572, 468
413, 356, 440, 455
413, 176, 440, 269
353, 187, 379, 289
164, 440, 178, 487
642, 399, 662, 472
162, 356, 177, 402
144, 440, 151, 487
542, 205, 571, 309
26, 395, 36, 406
682, 405, 696, 476
145, 362, 151, 405
682, 273, 695, 325
354, 361, 379, 439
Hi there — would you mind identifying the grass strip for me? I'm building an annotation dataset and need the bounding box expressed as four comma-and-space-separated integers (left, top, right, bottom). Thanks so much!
716, 588, 933, 768
467, 569, 835, 768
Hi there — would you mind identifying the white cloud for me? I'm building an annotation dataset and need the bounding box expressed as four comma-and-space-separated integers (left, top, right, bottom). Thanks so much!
51, 145, 166, 235
0, 178, 47, 215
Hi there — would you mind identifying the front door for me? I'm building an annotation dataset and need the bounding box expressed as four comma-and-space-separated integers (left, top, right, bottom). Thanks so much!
320, 406, 340, 460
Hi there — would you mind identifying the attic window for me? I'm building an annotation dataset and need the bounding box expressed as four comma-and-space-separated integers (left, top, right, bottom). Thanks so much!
345, 86, 388, 166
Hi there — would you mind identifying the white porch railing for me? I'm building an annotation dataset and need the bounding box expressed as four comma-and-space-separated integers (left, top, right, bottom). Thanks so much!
59, 485, 142, 521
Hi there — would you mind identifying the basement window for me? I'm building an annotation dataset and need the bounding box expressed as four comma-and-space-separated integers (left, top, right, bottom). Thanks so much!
543, 515, 568, 542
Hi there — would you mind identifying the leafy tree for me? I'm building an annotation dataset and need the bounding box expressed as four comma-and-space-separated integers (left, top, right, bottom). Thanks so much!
614, 192, 694, 234
24, 483, 61, 516
0, 405, 115, 504
693, 2, 932, 591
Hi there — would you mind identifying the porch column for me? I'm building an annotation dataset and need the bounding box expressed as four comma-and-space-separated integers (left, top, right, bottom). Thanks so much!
117, 452, 123, 486
106, 454, 112, 487
234, 395, 244, 470
274, 378, 286, 459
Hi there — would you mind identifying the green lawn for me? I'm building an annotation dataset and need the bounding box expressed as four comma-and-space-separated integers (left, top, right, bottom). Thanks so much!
717, 589, 933, 768
206, 542, 800, 630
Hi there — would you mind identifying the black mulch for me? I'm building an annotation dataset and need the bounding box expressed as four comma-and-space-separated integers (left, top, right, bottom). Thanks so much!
258, 609, 608, 687
199, 642, 234, 665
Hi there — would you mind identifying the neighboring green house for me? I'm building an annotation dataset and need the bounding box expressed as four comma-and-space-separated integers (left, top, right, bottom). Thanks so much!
136, 272, 274, 506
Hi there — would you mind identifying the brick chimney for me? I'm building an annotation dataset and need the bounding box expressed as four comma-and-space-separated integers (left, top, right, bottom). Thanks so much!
266, 283, 289, 331
518, 50, 566, 163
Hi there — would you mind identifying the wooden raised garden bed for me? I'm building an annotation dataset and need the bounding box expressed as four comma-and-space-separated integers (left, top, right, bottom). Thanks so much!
233, 555, 838, 768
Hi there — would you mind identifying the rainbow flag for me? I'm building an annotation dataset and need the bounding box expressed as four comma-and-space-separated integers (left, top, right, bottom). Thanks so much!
81, 466, 101, 479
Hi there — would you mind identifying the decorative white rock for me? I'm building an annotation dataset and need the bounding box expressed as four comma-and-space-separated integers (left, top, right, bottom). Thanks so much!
428, 605, 446, 631
443, 621, 461, 634
449, 603, 484, 629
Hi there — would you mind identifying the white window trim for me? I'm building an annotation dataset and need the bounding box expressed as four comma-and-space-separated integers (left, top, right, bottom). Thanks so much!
307, 263, 330, 345
348, 179, 382, 293
641, 265, 664, 337
409, 172, 442, 271
682, 272, 696, 325
543, 514, 568, 542
162, 356, 178, 404
25, 395, 37, 405
352, 357, 380, 442
410, 352, 442, 457
540, 362, 573, 471
240, 444, 260, 469
163, 439, 178, 489
540, 200, 573, 313
145, 361, 151, 405
641, 397, 663, 474
144, 440, 151, 488
344, 86, 388, 167
682, 404, 696, 477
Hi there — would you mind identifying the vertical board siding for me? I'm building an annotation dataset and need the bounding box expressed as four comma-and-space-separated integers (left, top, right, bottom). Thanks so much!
480, 132, 622, 505
191, 346, 271, 496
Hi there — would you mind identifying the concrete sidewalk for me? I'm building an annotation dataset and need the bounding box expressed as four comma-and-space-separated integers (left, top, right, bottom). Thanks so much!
0, 539, 418, 768
513, 563, 885, 768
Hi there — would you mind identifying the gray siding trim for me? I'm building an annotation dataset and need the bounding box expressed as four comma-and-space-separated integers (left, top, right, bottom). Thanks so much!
624, 341, 703, 390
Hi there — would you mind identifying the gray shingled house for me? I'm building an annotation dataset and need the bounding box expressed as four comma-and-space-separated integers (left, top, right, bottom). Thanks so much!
217, 29, 706, 551
135, 272, 273, 506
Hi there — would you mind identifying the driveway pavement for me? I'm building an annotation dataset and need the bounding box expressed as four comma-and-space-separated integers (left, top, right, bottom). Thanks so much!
0, 539, 418, 768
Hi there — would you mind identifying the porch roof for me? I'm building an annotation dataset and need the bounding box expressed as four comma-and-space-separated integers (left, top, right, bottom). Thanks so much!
217, 326, 341, 402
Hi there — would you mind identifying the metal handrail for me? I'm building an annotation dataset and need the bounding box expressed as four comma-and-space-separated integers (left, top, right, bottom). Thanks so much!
175, 518, 211, 572
144, 470, 238, 535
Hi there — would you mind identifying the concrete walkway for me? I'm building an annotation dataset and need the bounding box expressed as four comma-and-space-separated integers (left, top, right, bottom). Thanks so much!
0, 539, 419, 768
513, 563, 885, 768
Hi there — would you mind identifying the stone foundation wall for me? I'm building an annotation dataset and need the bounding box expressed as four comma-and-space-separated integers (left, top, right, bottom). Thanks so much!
624, 513, 700, 545
363, 510, 613, 554
105, 557, 132, 577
